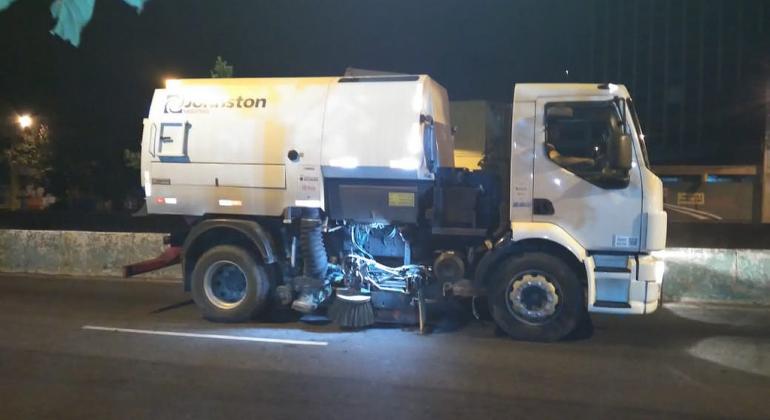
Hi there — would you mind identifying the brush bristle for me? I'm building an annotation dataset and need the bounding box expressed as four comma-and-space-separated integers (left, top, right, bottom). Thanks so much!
328, 297, 375, 329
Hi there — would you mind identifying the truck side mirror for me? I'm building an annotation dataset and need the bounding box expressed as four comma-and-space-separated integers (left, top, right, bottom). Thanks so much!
608, 133, 632, 171
597, 133, 632, 189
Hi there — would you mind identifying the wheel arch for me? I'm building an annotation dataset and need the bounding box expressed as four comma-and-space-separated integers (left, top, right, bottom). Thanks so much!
182, 219, 278, 291
474, 223, 589, 290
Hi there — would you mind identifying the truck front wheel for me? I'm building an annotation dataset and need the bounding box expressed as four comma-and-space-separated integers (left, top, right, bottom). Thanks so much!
191, 245, 271, 322
489, 252, 585, 342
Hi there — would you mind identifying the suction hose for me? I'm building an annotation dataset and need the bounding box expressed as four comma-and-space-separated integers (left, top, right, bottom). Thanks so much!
300, 209, 328, 279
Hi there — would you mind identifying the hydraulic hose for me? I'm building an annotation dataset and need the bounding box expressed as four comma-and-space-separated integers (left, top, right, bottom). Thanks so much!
300, 211, 328, 279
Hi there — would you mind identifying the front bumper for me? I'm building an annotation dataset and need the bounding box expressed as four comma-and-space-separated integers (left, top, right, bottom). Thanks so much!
587, 254, 664, 315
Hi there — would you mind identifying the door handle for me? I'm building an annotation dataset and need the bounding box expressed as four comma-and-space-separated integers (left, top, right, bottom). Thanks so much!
149, 123, 157, 157
533, 198, 555, 215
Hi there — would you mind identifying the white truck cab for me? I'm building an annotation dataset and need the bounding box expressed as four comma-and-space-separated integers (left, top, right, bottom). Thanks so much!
506, 83, 666, 316
135, 76, 666, 342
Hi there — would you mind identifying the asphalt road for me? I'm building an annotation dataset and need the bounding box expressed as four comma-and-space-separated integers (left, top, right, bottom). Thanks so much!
0, 275, 768, 420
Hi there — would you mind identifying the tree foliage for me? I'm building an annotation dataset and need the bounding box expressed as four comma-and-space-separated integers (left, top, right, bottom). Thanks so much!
5, 124, 53, 182
123, 148, 140, 171
0, 0, 15, 11
0, 0, 148, 46
210, 56, 234, 78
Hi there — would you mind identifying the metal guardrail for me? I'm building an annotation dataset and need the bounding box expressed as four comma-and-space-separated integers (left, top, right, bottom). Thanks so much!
653, 165, 763, 223
653, 165, 758, 177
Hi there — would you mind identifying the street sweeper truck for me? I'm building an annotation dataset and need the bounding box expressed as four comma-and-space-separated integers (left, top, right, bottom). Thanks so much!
129, 74, 667, 341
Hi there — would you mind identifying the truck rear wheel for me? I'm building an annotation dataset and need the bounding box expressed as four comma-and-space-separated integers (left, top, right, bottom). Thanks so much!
489, 252, 585, 342
191, 245, 271, 322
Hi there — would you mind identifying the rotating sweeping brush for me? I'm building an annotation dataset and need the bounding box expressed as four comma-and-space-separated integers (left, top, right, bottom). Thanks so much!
328, 291, 375, 329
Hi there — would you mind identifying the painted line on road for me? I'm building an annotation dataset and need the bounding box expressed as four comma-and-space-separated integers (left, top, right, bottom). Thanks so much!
81, 325, 328, 347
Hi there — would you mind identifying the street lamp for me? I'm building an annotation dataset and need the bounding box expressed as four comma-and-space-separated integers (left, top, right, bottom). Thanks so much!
17, 114, 33, 129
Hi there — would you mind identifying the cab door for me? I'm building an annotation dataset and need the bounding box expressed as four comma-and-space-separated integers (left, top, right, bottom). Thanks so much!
532, 96, 643, 253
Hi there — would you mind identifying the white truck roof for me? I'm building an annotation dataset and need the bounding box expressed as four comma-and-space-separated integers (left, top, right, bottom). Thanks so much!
514, 83, 630, 102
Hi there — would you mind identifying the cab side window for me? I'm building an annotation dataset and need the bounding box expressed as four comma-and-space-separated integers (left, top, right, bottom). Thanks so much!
544, 101, 623, 180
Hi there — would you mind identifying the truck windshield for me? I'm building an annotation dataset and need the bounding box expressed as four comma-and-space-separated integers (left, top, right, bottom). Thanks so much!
627, 98, 650, 167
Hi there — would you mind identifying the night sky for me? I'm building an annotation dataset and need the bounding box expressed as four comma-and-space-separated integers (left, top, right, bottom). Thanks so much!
0, 0, 768, 197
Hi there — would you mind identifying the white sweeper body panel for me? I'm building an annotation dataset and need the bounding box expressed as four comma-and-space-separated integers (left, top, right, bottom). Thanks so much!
140, 75, 452, 217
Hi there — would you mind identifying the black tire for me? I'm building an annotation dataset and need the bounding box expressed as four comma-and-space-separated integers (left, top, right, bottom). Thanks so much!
191, 245, 271, 322
489, 252, 585, 342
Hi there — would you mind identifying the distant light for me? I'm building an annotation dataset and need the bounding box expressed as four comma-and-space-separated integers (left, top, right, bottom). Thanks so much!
553, 178, 562, 186
218, 199, 242, 207
329, 157, 359, 169
607, 83, 619, 93
165, 79, 182, 89
164, 197, 178, 205
17, 114, 32, 129
389, 158, 420, 170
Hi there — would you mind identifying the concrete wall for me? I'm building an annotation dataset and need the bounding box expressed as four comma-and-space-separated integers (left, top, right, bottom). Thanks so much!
659, 248, 770, 305
0, 229, 181, 279
0, 230, 768, 305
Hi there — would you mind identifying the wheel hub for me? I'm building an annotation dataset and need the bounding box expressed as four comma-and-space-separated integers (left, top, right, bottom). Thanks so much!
204, 261, 247, 309
508, 273, 559, 322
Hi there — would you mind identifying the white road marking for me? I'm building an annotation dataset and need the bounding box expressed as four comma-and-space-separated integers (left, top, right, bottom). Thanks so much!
82, 325, 328, 347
